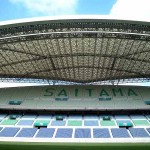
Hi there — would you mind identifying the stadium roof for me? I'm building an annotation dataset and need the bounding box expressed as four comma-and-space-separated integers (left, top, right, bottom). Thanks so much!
0, 16, 150, 83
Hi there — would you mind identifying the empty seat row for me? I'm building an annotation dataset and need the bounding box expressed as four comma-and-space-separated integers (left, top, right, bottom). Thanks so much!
0, 119, 150, 127
1, 114, 150, 120
0, 127, 150, 138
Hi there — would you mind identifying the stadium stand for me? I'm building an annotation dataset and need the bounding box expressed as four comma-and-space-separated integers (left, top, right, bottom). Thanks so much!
0, 114, 7, 119
84, 120, 99, 126
0, 18, 150, 147
1, 119, 19, 125
34, 119, 50, 128
84, 115, 99, 119
55, 128, 73, 138
146, 128, 150, 134
0, 127, 3, 132
74, 128, 91, 138
21, 114, 37, 119
130, 115, 146, 119
0, 112, 150, 141
129, 128, 150, 138
100, 120, 116, 126
37, 115, 52, 119
68, 115, 82, 119
68, 120, 82, 126
93, 128, 111, 138
17, 120, 34, 126
115, 115, 130, 120
132, 120, 150, 126
0, 85, 150, 110
36, 128, 55, 138
116, 120, 133, 127
111, 128, 131, 138
16, 128, 37, 138
51, 120, 66, 126
0, 127, 20, 137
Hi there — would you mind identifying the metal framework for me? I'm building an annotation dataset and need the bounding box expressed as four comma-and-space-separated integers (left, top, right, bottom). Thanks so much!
0, 17, 150, 83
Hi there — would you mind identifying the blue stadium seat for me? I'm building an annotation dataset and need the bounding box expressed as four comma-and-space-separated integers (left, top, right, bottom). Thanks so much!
0, 127, 3, 131
129, 128, 150, 138
146, 128, 150, 134
16, 128, 37, 137
0, 127, 20, 137
21, 114, 37, 119
55, 128, 73, 138
75, 128, 91, 138
68, 115, 82, 119
51, 120, 66, 126
36, 128, 55, 138
130, 115, 146, 119
93, 128, 110, 138
36, 115, 52, 119
0, 114, 7, 119
84, 120, 99, 126
17, 120, 34, 126
115, 115, 130, 120
111, 128, 130, 138
84, 115, 99, 120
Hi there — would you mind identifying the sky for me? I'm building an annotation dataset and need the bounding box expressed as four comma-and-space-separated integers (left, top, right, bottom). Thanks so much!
0, 0, 150, 87
0, 0, 150, 21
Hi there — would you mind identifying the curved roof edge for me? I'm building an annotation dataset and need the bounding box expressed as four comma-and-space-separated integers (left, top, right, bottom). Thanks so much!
0, 15, 150, 28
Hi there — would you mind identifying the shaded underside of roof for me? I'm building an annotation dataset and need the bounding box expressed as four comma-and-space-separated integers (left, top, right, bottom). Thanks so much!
0, 18, 150, 83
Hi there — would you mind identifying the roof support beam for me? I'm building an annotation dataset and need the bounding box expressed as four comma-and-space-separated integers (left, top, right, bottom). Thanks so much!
0, 51, 150, 69
24, 65, 146, 77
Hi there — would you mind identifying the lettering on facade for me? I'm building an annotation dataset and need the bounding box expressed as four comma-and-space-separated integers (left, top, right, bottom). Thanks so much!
43, 88, 138, 99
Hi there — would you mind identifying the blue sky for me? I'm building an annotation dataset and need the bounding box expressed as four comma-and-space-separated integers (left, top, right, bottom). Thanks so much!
0, 0, 150, 21
73, 0, 116, 15
0, 0, 116, 21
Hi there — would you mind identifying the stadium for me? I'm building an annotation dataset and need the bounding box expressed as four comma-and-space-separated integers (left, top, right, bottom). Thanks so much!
0, 16, 150, 149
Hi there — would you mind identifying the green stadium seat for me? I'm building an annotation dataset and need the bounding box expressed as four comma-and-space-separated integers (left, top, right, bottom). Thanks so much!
132, 120, 150, 126
56, 116, 64, 120
1, 119, 18, 125
118, 122, 133, 127
34, 120, 50, 127
34, 122, 48, 127
9, 100, 22, 105
103, 116, 111, 120
100, 120, 116, 126
68, 120, 82, 126
9, 115, 18, 120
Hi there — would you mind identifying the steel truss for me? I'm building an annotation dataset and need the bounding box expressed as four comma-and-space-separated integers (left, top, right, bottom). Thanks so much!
0, 19, 150, 83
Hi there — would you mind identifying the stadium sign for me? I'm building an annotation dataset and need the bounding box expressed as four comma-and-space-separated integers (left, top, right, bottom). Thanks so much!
43, 88, 138, 98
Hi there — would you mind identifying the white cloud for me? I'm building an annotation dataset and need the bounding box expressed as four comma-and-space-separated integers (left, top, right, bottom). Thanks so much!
10, 0, 78, 16
110, 0, 150, 21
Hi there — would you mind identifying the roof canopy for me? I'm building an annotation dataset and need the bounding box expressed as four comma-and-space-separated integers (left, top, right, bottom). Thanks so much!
0, 17, 150, 83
